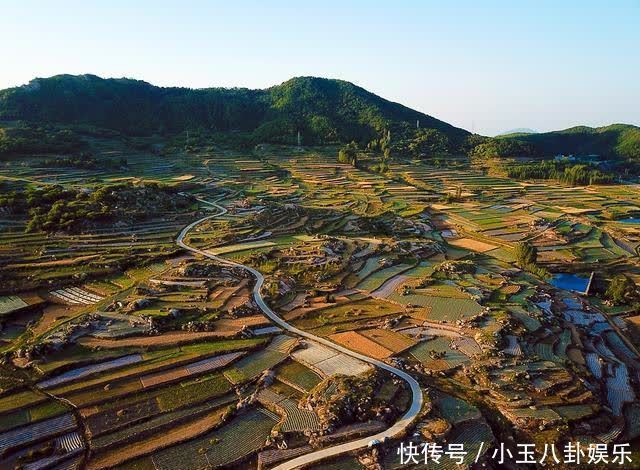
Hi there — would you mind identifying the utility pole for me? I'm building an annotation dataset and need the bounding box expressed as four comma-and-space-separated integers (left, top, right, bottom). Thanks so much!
417, 120, 420, 129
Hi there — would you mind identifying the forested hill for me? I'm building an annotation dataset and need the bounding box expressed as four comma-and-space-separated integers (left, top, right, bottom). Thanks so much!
467, 123, 640, 163
0, 74, 469, 145
500, 124, 640, 160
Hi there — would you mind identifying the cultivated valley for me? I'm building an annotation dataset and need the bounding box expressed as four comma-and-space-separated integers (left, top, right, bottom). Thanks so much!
0, 75, 639, 469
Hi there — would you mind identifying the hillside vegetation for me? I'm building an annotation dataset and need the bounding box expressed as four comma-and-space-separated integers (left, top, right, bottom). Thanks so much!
0, 74, 468, 147
498, 124, 640, 160
1, 75, 637, 163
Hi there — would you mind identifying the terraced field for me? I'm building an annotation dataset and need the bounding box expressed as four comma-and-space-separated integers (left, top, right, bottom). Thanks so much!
2, 144, 640, 469
150, 408, 278, 469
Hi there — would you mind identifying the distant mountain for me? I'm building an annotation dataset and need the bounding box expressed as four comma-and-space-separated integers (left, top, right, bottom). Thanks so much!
496, 128, 537, 136
498, 124, 640, 160
0, 74, 469, 146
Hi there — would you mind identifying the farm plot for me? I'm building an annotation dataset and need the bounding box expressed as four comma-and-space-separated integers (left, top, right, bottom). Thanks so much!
434, 393, 482, 425
257, 389, 321, 433
292, 340, 371, 376
603, 331, 638, 363
267, 335, 299, 353
294, 298, 403, 333
354, 256, 385, 279
370, 274, 410, 299
58, 341, 257, 408
597, 424, 624, 444
508, 306, 542, 331
38, 354, 144, 389
388, 291, 484, 322
553, 405, 595, 421
0, 400, 69, 434
503, 335, 523, 356
452, 336, 482, 357
85, 397, 162, 437
87, 372, 234, 438
150, 408, 278, 469
408, 337, 470, 369
49, 287, 104, 305
258, 446, 314, 469
554, 329, 572, 359
155, 373, 234, 412
43, 338, 264, 384
29, 432, 85, 469
446, 238, 498, 253
356, 264, 413, 292
359, 328, 416, 353
88, 402, 232, 469
441, 419, 494, 467
563, 309, 605, 326
276, 360, 323, 392
279, 397, 321, 433
63, 375, 145, 407
140, 351, 245, 388
607, 363, 635, 416
91, 394, 235, 451
329, 331, 393, 359
253, 326, 282, 335
623, 403, 640, 441
534, 338, 562, 363
0, 295, 28, 316
0, 413, 76, 454
224, 349, 288, 384
0, 390, 47, 415
506, 407, 561, 423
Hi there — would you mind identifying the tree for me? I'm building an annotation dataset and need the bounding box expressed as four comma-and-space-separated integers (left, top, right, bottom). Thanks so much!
605, 275, 636, 305
337, 141, 359, 166
514, 242, 537, 266
408, 129, 449, 157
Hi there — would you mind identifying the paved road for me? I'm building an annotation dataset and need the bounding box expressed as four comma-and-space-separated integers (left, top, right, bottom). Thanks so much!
177, 197, 423, 469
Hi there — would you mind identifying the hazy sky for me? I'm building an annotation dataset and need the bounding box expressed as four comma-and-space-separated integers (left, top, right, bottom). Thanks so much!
2, 0, 639, 136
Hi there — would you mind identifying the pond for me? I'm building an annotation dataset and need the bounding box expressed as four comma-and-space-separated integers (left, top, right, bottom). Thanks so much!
550, 273, 591, 293
618, 218, 640, 224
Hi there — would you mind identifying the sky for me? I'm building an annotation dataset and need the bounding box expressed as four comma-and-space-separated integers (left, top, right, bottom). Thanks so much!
1, 0, 639, 136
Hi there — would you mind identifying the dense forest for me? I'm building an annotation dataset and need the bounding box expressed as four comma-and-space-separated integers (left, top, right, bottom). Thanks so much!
0, 74, 469, 147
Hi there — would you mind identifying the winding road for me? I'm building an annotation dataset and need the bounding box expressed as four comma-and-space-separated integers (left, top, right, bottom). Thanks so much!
177, 196, 423, 469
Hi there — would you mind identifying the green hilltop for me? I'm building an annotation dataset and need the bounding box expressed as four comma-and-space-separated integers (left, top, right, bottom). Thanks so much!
0, 74, 468, 146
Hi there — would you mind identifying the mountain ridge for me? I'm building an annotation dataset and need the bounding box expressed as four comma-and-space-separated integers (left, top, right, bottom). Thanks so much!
0, 74, 469, 146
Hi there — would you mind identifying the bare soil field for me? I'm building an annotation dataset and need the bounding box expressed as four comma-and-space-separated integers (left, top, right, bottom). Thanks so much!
446, 238, 498, 252
329, 331, 393, 359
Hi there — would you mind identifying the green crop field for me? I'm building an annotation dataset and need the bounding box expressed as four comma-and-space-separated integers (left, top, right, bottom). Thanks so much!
151, 408, 278, 469
276, 360, 323, 392
224, 349, 288, 384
